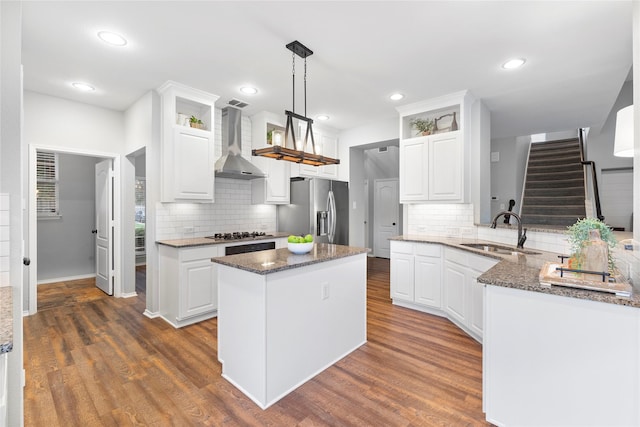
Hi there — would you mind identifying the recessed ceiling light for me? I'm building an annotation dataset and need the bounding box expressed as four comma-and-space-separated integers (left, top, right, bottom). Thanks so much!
317, 115, 329, 121
71, 82, 95, 92
389, 93, 404, 101
502, 58, 526, 70
240, 86, 258, 95
97, 31, 127, 47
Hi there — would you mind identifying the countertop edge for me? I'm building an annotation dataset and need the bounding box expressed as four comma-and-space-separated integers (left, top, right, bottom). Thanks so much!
211, 244, 369, 275
157, 232, 290, 248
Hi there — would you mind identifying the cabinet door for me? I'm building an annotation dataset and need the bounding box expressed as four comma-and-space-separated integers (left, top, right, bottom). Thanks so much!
428, 132, 462, 201
390, 253, 414, 301
414, 255, 442, 308
443, 261, 466, 324
179, 258, 217, 319
318, 134, 338, 179
173, 127, 214, 200
399, 138, 429, 202
468, 272, 484, 337
265, 160, 290, 203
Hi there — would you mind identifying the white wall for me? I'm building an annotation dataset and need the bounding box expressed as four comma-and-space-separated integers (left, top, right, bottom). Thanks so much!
24, 91, 125, 153
490, 136, 530, 219
37, 153, 99, 282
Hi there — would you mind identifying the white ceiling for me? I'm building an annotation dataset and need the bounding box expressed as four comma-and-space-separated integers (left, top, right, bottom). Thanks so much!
21, 1, 633, 139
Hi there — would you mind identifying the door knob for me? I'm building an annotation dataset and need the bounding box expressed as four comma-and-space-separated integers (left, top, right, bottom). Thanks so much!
23, 257, 31, 266
92, 229, 98, 234
392, 222, 396, 226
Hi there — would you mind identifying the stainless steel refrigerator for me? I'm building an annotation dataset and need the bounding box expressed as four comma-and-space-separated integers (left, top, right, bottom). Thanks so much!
277, 177, 349, 245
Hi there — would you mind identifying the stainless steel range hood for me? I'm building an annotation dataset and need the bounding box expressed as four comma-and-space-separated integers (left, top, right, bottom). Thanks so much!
214, 106, 266, 180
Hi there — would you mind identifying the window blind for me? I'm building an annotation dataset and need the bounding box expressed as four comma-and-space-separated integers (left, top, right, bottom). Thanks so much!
37, 151, 59, 216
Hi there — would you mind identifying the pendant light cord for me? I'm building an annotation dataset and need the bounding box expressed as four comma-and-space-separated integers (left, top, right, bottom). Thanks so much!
291, 51, 296, 114
304, 57, 307, 117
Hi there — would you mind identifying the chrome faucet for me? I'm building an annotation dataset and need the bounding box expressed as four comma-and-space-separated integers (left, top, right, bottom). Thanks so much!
490, 211, 527, 249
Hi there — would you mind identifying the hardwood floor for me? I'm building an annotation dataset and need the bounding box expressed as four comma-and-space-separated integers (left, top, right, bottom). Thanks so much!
24, 257, 490, 426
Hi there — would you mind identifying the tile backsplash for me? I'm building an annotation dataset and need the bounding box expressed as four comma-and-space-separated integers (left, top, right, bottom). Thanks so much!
156, 178, 276, 240
407, 203, 476, 238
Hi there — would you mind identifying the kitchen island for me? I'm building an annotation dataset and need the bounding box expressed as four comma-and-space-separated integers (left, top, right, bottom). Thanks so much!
476, 244, 640, 426
211, 243, 369, 409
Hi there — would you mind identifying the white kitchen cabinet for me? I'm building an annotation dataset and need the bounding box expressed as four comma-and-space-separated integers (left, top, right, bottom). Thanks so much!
158, 244, 219, 328
390, 241, 442, 311
443, 247, 498, 342
399, 138, 429, 202
0, 352, 6, 427
250, 111, 290, 205
291, 127, 340, 179
428, 131, 462, 200
158, 81, 219, 203
396, 91, 480, 204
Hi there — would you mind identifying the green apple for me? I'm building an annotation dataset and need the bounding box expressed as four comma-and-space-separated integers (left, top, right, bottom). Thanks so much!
304, 234, 314, 243
288, 235, 298, 243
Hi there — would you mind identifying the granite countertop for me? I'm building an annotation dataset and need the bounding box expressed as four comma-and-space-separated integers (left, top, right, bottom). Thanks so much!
211, 243, 369, 275
157, 232, 290, 248
0, 287, 13, 354
390, 235, 640, 309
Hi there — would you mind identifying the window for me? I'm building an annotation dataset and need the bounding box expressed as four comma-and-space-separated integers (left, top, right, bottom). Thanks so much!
36, 151, 59, 217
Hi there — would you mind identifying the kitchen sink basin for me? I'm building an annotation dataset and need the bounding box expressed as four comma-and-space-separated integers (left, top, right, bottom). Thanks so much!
460, 243, 541, 256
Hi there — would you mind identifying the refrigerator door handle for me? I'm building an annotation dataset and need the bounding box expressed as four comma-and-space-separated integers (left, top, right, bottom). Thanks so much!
327, 190, 336, 243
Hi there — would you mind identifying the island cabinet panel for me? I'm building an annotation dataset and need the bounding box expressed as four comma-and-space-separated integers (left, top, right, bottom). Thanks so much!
484, 285, 640, 426
217, 252, 367, 409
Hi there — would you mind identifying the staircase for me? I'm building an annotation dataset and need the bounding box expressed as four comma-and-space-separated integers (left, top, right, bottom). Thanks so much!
520, 138, 586, 227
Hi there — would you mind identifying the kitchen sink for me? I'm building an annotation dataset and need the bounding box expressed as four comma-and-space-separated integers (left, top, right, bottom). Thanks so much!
460, 243, 541, 256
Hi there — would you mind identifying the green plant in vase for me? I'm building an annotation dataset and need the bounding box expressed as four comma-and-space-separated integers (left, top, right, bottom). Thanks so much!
566, 218, 617, 271
409, 117, 435, 136
189, 115, 204, 129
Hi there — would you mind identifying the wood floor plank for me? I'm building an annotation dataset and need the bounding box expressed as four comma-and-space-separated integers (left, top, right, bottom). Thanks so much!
24, 258, 491, 426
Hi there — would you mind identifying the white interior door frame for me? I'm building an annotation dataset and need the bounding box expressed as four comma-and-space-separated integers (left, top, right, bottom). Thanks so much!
28, 144, 122, 315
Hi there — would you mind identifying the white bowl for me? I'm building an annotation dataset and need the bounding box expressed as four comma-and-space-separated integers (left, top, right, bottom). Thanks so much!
287, 241, 314, 254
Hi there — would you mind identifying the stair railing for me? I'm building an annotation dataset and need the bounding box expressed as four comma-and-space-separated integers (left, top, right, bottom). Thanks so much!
578, 128, 605, 221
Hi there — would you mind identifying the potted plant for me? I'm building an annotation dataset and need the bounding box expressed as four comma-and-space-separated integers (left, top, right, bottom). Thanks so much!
189, 115, 205, 129
409, 117, 435, 136
566, 218, 617, 271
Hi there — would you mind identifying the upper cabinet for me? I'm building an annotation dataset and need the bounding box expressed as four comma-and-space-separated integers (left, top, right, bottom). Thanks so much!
250, 111, 291, 204
158, 81, 219, 203
396, 91, 481, 204
291, 126, 340, 180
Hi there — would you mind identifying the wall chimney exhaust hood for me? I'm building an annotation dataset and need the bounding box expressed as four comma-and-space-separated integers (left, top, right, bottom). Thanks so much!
215, 106, 266, 180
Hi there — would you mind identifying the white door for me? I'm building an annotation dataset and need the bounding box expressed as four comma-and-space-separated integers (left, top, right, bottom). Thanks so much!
373, 179, 399, 258
95, 159, 113, 295
364, 180, 369, 251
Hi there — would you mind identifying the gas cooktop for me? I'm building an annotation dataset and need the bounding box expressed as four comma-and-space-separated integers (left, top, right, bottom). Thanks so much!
204, 231, 273, 241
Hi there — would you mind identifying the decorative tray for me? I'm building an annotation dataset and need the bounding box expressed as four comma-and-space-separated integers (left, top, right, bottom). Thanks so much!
539, 262, 632, 298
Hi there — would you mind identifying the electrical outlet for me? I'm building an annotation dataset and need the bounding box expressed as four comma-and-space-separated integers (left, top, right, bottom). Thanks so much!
183, 226, 194, 234
321, 282, 329, 300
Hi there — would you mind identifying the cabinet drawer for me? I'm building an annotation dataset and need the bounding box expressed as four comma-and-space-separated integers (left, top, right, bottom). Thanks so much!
390, 241, 414, 255
415, 243, 441, 258
444, 247, 467, 266
468, 253, 498, 273
180, 246, 220, 261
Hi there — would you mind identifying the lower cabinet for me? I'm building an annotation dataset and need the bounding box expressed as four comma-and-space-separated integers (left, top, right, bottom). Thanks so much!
159, 245, 220, 328
390, 241, 498, 342
443, 247, 498, 341
390, 241, 442, 311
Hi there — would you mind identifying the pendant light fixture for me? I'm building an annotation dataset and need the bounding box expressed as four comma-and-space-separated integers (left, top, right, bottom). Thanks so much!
252, 40, 340, 167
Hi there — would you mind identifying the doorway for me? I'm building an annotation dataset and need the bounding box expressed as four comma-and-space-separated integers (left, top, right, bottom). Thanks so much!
600, 168, 633, 231
28, 145, 122, 314
373, 179, 399, 258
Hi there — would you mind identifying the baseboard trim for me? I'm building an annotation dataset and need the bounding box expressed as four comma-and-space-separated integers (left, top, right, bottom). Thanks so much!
37, 273, 96, 285
120, 292, 138, 299
143, 309, 160, 319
